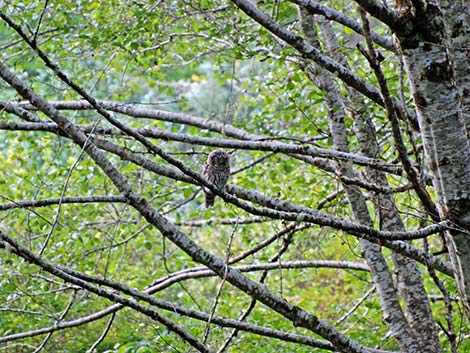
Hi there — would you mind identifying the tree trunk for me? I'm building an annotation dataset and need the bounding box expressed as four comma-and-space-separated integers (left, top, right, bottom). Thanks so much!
394, 1, 470, 315
439, 0, 470, 137
298, 8, 439, 352
316, 15, 440, 352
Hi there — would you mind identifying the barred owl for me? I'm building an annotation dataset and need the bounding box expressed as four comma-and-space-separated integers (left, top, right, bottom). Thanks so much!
203, 149, 230, 208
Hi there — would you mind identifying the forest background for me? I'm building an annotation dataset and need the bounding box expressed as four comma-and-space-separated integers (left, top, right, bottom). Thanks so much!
1, 1, 470, 352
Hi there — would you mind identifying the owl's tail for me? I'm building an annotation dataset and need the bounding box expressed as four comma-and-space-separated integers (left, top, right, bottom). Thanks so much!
205, 192, 215, 208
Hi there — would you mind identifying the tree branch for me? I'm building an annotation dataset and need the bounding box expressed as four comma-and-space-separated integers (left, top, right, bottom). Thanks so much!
358, 10, 440, 221
352, 0, 407, 31
5, 101, 402, 174
229, 0, 417, 128
289, 0, 395, 50
0, 195, 127, 211
0, 232, 215, 353
0, 56, 383, 353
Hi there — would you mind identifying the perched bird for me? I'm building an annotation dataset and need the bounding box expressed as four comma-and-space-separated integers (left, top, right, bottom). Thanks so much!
202, 149, 230, 208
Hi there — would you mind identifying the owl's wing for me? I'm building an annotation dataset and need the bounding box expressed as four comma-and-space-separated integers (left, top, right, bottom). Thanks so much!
203, 162, 211, 178
202, 162, 211, 191
202, 162, 214, 208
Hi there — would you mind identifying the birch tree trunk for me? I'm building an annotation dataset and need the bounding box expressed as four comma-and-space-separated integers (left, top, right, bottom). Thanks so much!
440, 0, 470, 137
299, 8, 440, 352
299, 17, 416, 353
393, 0, 470, 315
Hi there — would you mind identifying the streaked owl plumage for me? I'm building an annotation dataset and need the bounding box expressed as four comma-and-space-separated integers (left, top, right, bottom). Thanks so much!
202, 149, 230, 208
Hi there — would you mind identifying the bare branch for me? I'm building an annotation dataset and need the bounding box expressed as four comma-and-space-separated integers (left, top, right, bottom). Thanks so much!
0, 257, 370, 351
229, 0, 417, 127
289, 0, 395, 50
5, 102, 401, 174
0, 56, 379, 353
0, 232, 215, 353
0, 195, 127, 211
86, 313, 115, 353
352, 0, 407, 31
0, 104, 446, 243
32, 289, 76, 353
358, 9, 440, 221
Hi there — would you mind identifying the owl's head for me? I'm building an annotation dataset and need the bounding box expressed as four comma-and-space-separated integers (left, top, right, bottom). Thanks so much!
208, 149, 230, 168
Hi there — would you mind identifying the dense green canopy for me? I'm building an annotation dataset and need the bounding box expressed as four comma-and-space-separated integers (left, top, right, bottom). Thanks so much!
1, 1, 469, 352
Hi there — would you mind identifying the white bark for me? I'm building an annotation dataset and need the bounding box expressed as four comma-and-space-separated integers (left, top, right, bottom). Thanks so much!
439, 0, 470, 137
354, 116, 440, 352
299, 8, 426, 352
395, 1, 470, 315
314, 15, 440, 352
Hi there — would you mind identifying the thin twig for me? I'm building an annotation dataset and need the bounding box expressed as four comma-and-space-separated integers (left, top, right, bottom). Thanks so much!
358, 9, 440, 222
217, 225, 295, 352
203, 217, 239, 343
86, 313, 116, 353
423, 238, 458, 353
32, 289, 77, 353
32, 0, 49, 44
335, 287, 375, 325
39, 119, 103, 256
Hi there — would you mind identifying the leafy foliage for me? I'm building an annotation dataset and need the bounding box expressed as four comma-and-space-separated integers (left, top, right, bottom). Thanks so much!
0, 1, 468, 353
